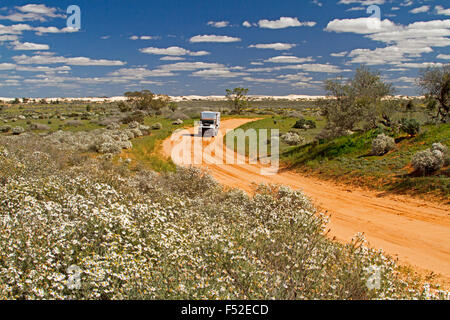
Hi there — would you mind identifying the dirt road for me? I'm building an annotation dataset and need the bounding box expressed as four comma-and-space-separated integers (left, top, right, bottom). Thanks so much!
162, 118, 450, 286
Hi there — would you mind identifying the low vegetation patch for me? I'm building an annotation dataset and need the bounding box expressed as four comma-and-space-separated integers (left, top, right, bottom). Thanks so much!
0, 137, 447, 299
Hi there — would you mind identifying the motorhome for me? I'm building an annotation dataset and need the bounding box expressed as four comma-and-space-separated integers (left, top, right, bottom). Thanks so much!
199, 111, 220, 137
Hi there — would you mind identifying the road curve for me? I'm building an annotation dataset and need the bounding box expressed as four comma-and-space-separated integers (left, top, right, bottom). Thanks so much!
162, 118, 450, 286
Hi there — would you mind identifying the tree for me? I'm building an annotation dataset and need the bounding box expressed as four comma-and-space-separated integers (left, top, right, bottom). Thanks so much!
169, 102, 178, 112
226, 87, 249, 114
417, 65, 450, 123
124, 90, 170, 112
320, 66, 394, 139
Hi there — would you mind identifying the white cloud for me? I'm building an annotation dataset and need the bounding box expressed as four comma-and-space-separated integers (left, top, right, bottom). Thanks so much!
248, 43, 296, 50
158, 62, 224, 72
109, 67, 174, 78
0, 35, 19, 41
326, 17, 450, 66
264, 56, 314, 63
0, 63, 16, 70
410, 6, 430, 14
331, 51, 348, 57
242, 21, 252, 28
207, 21, 229, 28
159, 56, 186, 61
258, 17, 316, 29
13, 54, 125, 66
129, 35, 156, 40
338, 0, 385, 4
192, 68, 248, 78
189, 35, 241, 43
437, 54, 450, 60
0, 23, 78, 36
12, 41, 49, 51
325, 18, 398, 34
140, 46, 209, 56
435, 6, 450, 16
0, 4, 65, 22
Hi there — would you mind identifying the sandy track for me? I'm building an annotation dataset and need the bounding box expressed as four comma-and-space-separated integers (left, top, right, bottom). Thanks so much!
162, 118, 450, 286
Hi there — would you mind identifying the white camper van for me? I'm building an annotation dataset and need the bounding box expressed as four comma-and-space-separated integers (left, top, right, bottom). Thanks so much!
199, 111, 221, 137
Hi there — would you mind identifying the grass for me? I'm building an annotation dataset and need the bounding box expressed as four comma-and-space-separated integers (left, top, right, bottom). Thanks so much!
225, 115, 326, 157
122, 117, 195, 172
227, 116, 450, 200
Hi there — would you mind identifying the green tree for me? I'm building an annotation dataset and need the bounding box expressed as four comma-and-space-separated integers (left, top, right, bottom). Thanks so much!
168, 102, 178, 112
124, 90, 170, 112
320, 66, 394, 139
226, 87, 249, 114
418, 65, 450, 123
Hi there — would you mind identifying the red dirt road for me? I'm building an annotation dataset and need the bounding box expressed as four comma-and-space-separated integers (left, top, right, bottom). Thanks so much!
162, 118, 450, 286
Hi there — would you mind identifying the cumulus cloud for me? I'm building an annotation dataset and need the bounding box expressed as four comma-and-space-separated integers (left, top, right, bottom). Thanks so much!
207, 21, 229, 28
258, 17, 316, 29
264, 56, 315, 63
331, 51, 348, 57
109, 67, 174, 78
0, 4, 65, 22
129, 35, 157, 40
0, 23, 78, 36
437, 54, 450, 60
0, 63, 16, 70
140, 46, 209, 56
192, 68, 248, 78
159, 56, 186, 61
435, 6, 450, 16
338, 0, 385, 4
249, 43, 296, 50
189, 35, 241, 43
326, 17, 450, 66
410, 6, 430, 14
242, 21, 252, 28
11, 41, 49, 51
13, 54, 126, 66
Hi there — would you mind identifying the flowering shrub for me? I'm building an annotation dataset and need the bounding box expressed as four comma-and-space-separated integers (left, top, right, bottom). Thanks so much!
412, 142, 448, 174
281, 132, 305, 146
371, 134, 396, 156
0, 136, 448, 300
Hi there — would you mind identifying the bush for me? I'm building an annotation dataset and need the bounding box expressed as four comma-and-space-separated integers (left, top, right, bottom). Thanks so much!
293, 118, 316, 130
122, 111, 145, 124
12, 126, 25, 135
431, 142, 449, 166
151, 122, 162, 130
29, 123, 50, 131
0, 139, 447, 299
65, 120, 82, 127
399, 118, 420, 136
371, 133, 396, 156
412, 149, 444, 174
281, 132, 305, 146
0, 125, 11, 133
168, 111, 190, 121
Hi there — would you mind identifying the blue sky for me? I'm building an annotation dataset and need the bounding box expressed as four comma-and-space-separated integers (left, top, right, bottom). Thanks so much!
0, 0, 449, 97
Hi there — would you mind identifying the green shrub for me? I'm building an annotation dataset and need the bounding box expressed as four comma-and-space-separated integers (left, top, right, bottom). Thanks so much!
293, 118, 316, 130
151, 122, 163, 130
399, 118, 420, 136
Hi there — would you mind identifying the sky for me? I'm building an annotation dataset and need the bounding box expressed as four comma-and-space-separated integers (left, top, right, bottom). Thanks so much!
0, 0, 449, 98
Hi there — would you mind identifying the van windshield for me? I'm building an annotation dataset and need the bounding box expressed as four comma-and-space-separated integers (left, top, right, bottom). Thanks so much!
201, 112, 216, 119
201, 120, 214, 125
